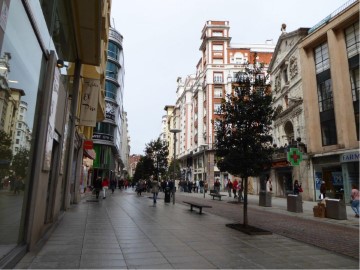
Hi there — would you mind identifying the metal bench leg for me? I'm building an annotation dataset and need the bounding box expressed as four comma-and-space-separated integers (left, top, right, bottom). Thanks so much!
199, 207, 202, 214
190, 205, 193, 211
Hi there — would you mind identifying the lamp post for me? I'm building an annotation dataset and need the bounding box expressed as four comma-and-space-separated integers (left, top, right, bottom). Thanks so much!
170, 128, 181, 205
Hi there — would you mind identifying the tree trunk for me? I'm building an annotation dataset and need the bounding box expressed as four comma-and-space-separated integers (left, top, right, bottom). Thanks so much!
243, 176, 248, 226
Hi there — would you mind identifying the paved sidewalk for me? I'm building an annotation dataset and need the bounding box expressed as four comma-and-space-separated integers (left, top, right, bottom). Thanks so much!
178, 190, 360, 227
15, 189, 359, 269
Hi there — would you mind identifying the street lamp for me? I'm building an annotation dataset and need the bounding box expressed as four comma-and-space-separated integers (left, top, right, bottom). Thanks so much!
170, 128, 181, 205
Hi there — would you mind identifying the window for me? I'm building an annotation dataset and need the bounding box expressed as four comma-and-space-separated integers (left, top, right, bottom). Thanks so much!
321, 119, 337, 146
213, 59, 223, 64
345, 22, 360, 58
283, 67, 288, 84
317, 79, 333, 112
17, 131, 21, 136
214, 87, 222, 98
213, 73, 223, 83
15, 147, 18, 153
16, 139, 19, 144
106, 61, 119, 79
212, 31, 223, 37
105, 81, 118, 100
212, 44, 223, 51
350, 67, 359, 102
214, 103, 221, 114
108, 41, 121, 60
315, 42, 336, 146
314, 43, 330, 74
345, 22, 359, 141
18, 123, 22, 128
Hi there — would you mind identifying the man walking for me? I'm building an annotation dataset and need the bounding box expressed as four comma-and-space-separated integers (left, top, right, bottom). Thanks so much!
151, 179, 159, 204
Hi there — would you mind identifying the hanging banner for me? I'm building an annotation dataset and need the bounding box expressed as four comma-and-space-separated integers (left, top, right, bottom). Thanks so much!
79, 78, 100, 127
43, 66, 60, 171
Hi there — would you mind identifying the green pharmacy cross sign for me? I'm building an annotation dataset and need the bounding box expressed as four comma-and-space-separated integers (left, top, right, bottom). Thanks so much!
287, 148, 303, 166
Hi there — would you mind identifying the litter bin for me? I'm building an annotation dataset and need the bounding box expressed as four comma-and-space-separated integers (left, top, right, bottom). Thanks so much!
164, 187, 171, 203
325, 198, 347, 220
287, 194, 303, 213
259, 191, 272, 207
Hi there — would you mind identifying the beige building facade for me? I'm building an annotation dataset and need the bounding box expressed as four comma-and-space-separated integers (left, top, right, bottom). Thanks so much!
299, 0, 359, 202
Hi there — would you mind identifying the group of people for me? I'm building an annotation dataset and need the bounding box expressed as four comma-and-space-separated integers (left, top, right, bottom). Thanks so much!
178, 179, 209, 193
93, 176, 117, 199
225, 179, 244, 201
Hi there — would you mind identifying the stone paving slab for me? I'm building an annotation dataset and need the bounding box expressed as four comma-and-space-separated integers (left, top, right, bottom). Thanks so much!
14, 189, 359, 269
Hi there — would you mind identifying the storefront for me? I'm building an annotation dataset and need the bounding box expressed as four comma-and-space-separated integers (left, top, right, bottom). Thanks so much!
272, 160, 293, 197
340, 151, 359, 203
311, 153, 357, 202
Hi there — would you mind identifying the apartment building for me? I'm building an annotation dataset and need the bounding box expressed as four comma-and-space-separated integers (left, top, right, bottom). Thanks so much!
299, 0, 359, 202
173, 21, 275, 189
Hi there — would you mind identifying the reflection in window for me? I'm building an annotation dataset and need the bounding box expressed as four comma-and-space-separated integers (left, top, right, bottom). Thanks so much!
108, 41, 121, 60
314, 43, 330, 74
105, 81, 117, 100
317, 79, 333, 112
0, 0, 44, 255
106, 61, 119, 80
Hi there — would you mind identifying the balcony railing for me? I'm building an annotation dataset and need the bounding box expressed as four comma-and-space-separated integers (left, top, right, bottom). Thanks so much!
308, 0, 357, 34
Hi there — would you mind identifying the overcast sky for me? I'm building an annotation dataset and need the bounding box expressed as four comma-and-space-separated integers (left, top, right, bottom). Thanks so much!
111, 0, 346, 155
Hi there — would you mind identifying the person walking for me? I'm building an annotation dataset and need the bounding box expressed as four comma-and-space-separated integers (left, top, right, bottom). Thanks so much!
232, 179, 238, 198
214, 179, 220, 193
226, 179, 233, 197
110, 179, 116, 194
102, 176, 109, 199
320, 181, 326, 199
199, 179, 204, 193
237, 180, 244, 202
266, 177, 272, 193
204, 180, 208, 193
350, 184, 359, 218
293, 180, 302, 195
94, 177, 102, 199
151, 179, 160, 204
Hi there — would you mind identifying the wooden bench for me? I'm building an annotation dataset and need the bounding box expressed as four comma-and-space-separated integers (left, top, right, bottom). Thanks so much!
209, 192, 226, 201
183, 201, 212, 214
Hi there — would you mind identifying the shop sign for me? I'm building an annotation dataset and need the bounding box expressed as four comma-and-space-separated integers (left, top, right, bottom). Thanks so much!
79, 79, 100, 127
340, 152, 359, 163
272, 160, 289, 168
287, 148, 303, 166
92, 133, 113, 142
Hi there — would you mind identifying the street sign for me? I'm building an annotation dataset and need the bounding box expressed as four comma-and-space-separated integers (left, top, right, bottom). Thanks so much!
287, 148, 303, 166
